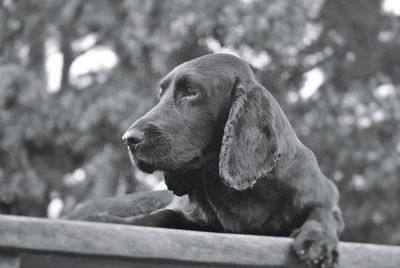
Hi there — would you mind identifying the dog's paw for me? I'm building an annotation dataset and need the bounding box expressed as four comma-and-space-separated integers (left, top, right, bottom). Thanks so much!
292, 225, 339, 268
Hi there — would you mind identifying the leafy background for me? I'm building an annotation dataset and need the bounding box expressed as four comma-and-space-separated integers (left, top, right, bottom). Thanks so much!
0, 0, 399, 245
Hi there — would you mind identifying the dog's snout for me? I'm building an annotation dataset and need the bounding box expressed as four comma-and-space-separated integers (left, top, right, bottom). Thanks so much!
122, 129, 144, 147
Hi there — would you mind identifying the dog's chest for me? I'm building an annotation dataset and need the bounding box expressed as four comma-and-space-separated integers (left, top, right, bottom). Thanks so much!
199, 176, 295, 234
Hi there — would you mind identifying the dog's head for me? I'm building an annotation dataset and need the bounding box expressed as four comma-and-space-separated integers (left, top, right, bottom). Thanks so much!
123, 53, 290, 191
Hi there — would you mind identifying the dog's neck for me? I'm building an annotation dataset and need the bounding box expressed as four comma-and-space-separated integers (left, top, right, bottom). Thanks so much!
163, 149, 221, 196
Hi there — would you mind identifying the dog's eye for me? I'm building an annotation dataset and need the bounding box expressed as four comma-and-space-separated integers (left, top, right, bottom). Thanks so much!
182, 87, 198, 98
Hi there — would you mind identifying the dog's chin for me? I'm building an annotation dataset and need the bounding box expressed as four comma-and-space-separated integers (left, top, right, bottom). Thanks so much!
136, 160, 156, 173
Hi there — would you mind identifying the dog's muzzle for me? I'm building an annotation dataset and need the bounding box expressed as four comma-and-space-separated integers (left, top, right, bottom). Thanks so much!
122, 125, 174, 173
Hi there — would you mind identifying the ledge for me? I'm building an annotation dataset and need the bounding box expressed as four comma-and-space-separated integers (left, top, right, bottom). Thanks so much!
0, 215, 399, 268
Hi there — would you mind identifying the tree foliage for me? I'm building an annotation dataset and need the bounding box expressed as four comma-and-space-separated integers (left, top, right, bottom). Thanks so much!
0, 0, 399, 245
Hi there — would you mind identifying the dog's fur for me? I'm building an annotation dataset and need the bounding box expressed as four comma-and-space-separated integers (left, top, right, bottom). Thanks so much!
68, 54, 344, 268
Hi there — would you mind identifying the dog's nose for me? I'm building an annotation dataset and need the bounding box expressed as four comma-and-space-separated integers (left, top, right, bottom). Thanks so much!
122, 129, 144, 147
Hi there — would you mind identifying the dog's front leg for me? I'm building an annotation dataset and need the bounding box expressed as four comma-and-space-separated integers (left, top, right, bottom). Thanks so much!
85, 195, 208, 231
87, 208, 185, 227
292, 206, 344, 268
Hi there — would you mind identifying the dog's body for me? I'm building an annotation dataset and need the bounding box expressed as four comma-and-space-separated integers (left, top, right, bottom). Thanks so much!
67, 54, 344, 268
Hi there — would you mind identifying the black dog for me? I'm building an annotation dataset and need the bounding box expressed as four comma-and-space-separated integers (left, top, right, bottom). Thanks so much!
70, 54, 344, 268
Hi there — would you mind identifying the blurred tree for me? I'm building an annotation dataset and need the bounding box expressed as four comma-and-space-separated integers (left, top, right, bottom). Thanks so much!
0, 0, 399, 245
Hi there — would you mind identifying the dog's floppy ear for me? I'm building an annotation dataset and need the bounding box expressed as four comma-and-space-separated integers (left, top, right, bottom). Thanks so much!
219, 78, 280, 191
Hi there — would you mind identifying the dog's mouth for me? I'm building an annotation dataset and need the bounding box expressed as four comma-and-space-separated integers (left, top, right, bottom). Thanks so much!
127, 145, 172, 174
187, 156, 203, 168
127, 146, 156, 173
127, 145, 203, 174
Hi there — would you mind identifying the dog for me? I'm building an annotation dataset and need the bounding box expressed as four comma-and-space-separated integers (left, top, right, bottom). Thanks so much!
68, 54, 344, 268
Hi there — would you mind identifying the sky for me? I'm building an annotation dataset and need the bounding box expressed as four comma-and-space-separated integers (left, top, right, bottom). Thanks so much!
383, 0, 400, 15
